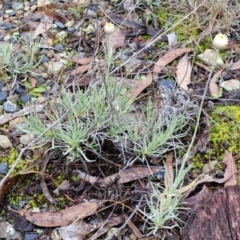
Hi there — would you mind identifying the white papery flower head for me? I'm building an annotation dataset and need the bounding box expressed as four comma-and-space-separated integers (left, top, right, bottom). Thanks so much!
213, 33, 229, 49
104, 22, 115, 34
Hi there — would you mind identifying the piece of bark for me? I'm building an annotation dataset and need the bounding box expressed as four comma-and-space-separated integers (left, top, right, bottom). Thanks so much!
182, 186, 240, 240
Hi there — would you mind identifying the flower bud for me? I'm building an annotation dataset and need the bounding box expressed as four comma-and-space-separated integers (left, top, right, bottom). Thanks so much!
213, 33, 229, 49
104, 22, 115, 34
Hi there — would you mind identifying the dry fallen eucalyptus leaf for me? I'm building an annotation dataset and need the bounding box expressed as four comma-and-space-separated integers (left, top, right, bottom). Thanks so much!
33, 14, 53, 39
24, 201, 99, 227
128, 73, 152, 100
153, 48, 193, 74
176, 53, 192, 91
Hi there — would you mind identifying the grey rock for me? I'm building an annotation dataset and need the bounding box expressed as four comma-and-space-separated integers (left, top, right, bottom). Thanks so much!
67, 27, 75, 34
4, 23, 14, 29
15, 87, 25, 94
158, 79, 176, 92
0, 135, 13, 149
89, 5, 100, 12
83, 9, 97, 18
41, 55, 50, 63
3, 3, 12, 10
54, 20, 65, 29
0, 91, 7, 102
24, 232, 38, 240
3, 100, 19, 113
36, 75, 45, 83
11, 2, 24, 10
20, 94, 32, 104
47, 61, 64, 75
0, 163, 8, 174
54, 43, 64, 52
20, 133, 35, 145
49, 83, 59, 94
0, 221, 21, 240
8, 11, 16, 16
153, 168, 165, 180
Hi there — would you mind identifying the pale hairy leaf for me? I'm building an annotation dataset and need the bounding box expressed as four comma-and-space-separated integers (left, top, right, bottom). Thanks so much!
224, 150, 237, 187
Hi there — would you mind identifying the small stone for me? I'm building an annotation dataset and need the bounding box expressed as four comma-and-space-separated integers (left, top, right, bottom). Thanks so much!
4, 23, 14, 29
223, 73, 233, 81
37, 95, 46, 103
83, 8, 97, 18
158, 79, 176, 92
20, 94, 32, 104
54, 20, 65, 29
0, 135, 13, 149
23, 5, 30, 11
49, 83, 59, 94
11, 2, 24, 10
54, 43, 64, 52
8, 11, 16, 16
0, 221, 21, 240
0, 91, 7, 102
41, 55, 50, 63
24, 232, 38, 240
15, 86, 25, 94
0, 163, 8, 174
197, 49, 223, 66
129, 233, 137, 240
220, 79, 240, 91
98, 1, 109, 9
20, 133, 35, 145
36, 75, 45, 83
153, 168, 165, 180
47, 61, 64, 75
5, 9, 14, 14
67, 27, 75, 34
47, 49, 55, 58
3, 100, 19, 113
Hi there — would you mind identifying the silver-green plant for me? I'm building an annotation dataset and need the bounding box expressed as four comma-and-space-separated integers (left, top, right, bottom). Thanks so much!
18, 27, 197, 165
0, 38, 42, 84
125, 99, 190, 162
